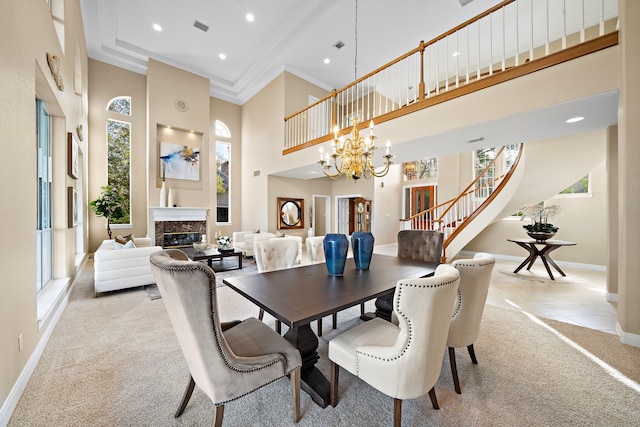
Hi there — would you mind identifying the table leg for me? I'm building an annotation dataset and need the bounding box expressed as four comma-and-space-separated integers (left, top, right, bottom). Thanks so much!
539, 245, 566, 279
283, 323, 330, 408
513, 242, 538, 273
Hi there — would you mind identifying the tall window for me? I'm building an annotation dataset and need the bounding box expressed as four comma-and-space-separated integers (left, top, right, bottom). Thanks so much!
106, 97, 131, 224
474, 144, 518, 196
215, 120, 231, 224
36, 99, 52, 292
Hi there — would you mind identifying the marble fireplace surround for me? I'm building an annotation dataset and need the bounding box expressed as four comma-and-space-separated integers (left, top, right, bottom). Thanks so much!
149, 207, 209, 248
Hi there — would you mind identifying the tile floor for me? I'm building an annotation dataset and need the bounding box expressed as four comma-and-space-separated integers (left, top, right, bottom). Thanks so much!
371, 244, 618, 334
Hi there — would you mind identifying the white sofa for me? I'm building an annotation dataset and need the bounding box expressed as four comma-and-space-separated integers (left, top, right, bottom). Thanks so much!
232, 231, 274, 258
93, 237, 163, 296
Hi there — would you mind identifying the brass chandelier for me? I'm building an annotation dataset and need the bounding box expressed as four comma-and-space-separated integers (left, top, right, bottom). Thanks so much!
318, 0, 393, 181
319, 117, 392, 180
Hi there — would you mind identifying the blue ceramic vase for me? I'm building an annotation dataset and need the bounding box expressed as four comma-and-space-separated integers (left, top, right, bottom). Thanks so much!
351, 232, 375, 270
323, 234, 349, 276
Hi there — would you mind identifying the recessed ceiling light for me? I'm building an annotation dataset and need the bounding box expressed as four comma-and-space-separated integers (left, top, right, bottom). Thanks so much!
153, 23, 162, 32
324, 58, 331, 64
566, 116, 585, 123
246, 13, 254, 22
219, 53, 226, 60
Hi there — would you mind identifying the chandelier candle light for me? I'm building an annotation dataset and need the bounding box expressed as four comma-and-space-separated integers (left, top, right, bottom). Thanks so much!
318, 118, 392, 180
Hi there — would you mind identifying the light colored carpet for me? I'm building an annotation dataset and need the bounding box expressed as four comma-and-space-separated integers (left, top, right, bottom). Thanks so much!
8, 259, 640, 427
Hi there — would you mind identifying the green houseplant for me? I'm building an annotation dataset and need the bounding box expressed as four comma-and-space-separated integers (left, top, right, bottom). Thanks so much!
521, 204, 561, 240
89, 185, 126, 239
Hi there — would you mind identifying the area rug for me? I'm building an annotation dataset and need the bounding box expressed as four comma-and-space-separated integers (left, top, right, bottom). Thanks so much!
8, 260, 640, 427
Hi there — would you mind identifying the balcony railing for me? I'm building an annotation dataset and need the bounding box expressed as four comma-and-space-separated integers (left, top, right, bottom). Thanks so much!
284, 0, 618, 154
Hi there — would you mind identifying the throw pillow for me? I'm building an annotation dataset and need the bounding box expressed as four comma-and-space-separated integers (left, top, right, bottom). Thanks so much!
252, 228, 260, 234
113, 239, 136, 250
115, 233, 134, 245
275, 230, 285, 237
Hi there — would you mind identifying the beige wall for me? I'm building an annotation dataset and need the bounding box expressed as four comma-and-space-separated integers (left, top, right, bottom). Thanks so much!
146, 59, 212, 223
87, 60, 147, 252
1, 0, 88, 412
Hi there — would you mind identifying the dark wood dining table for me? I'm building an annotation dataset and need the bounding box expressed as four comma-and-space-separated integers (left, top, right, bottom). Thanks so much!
222, 253, 437, 408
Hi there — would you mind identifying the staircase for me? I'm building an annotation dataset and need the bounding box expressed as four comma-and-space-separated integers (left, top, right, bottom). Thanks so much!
400, 129, 608, 261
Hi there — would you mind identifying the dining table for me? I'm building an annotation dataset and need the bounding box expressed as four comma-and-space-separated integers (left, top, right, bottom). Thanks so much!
222, 253, 438, 408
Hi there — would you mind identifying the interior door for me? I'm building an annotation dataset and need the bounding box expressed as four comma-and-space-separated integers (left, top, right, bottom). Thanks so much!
411, 186, 435, 216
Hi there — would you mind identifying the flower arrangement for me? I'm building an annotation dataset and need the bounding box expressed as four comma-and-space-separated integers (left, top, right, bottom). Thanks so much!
217, 235, 232, 248
521, 204, 562, 233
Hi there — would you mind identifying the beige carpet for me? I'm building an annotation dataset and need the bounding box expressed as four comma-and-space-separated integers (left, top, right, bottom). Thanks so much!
9, 260, 640, 427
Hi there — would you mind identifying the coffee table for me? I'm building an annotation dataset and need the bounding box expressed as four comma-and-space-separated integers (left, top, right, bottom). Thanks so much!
181, 247, 243, 272
222, 254, 437, 407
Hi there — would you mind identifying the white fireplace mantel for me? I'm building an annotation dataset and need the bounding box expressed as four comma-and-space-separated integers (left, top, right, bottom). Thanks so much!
150, 207, 209, 222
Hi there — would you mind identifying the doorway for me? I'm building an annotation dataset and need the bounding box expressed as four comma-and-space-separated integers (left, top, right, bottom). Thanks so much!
404, 185, 436, 219
311, 194, 330, 236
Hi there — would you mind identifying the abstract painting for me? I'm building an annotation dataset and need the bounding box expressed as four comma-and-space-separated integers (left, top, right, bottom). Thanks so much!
160, 141, 200, 181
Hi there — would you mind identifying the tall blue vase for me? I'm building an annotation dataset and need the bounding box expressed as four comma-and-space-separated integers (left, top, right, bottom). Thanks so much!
323, 234, 349, 276
351, 231, 375, 270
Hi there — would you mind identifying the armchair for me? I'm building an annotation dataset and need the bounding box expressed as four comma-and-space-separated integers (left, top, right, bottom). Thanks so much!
448, 253, 495, 393
149, 249, 302, 426
328, 264, 460, 426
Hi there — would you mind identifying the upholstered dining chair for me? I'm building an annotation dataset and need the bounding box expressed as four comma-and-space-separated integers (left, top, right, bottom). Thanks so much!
328, 264, 460, 427
376, 230, 445, 321
306, 235, 365, 337
149, 249, 302, 426
447, 252, 495, 394
254, 238, 300, 333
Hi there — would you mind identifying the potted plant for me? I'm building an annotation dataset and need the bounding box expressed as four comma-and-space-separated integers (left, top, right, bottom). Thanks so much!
521, 204, 562, 241
89, 185, 126, 239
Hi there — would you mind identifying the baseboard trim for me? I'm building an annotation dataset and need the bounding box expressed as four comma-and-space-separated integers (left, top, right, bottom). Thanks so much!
457, 250, 606, 272
0, 279, 74, 426
617, 323, 640, 348
606, 292, 619, 302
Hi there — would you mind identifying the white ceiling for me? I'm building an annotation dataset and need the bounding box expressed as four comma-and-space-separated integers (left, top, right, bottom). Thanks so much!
81, 0, 619, 180
81, 0, 504, 104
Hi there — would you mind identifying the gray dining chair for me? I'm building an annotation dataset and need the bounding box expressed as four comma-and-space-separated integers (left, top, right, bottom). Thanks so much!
376, 230, 444, 321
447, 252, 495, 393
149, 249, 302, 426
328, 264, 460, 426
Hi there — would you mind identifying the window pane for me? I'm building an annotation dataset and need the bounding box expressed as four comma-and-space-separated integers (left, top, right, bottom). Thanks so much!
215, 120, 231, 138
107, 119, 131, 224
216, 141, 230, 224
560, 174, 589, 194
107, 96, 131, 115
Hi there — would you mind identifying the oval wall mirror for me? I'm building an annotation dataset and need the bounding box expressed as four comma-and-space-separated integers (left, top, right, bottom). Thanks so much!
278, 197, 304, 229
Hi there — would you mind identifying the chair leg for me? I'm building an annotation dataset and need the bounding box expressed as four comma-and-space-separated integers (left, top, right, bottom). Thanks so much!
175, 375, 196, 418
330, 361, 339, 407
258, 308, 264, 321
317, 318, 323, 337
393, 398, 402, 427
428, 387, 440, 409
212, 405, 224, 427
449, 347, 462, 394
291, 367, 301, 423
332, 313, 337, 329
467, 344, 478, 364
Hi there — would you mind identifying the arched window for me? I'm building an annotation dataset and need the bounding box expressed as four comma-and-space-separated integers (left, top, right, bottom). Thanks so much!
215, 120, 231, 225
106, 97, 131, 224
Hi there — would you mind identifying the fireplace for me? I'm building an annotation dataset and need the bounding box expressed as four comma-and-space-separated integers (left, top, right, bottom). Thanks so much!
149, 207, 209, 248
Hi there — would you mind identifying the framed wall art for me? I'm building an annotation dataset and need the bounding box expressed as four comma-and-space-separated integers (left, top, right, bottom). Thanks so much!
160, 141, 200, 181
67, 132, 78, 179
68, 186, 78, 228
